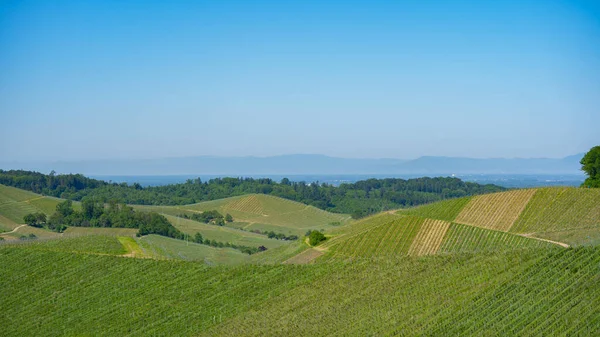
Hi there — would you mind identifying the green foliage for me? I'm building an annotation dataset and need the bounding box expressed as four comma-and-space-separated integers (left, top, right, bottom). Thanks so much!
308, 230, 326, 246
225, 213, 233, 222
23, 212, 47, 227
0, 170, 506, 218
581, 146, 600, 188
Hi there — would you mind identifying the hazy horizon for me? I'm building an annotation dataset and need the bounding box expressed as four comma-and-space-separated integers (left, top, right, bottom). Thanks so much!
2, 0, 599, 162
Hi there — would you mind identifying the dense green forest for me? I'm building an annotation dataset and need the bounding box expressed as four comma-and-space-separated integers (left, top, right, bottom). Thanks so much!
0, 170, 505, 218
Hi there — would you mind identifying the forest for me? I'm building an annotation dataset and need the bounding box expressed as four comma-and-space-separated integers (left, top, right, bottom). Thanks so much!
0, 170, 505, 218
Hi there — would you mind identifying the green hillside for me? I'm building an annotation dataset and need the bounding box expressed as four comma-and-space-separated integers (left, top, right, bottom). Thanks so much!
0, 184, 81, 232
4, 243, 600, 336
398, 187, 600, 246
136, 193, 351, 236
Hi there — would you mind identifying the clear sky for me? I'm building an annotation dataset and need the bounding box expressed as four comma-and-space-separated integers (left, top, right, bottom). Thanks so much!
1, 0, 599, 161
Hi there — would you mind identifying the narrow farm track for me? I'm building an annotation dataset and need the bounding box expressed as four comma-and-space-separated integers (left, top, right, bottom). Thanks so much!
0, 224, 26, 235
518, 234, 570, 248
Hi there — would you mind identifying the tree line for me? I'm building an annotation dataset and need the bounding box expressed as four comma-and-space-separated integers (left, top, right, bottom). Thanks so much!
2, 169, 506, 218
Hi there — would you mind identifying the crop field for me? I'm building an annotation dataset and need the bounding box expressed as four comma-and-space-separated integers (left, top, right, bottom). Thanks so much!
1, 235, 128, 255
283, 248, 324, 264
407, 218, 451, 256
164, 214, 287, 249
399, 196, 472, 222
3, 244, 597, 336
329, 216, 424, 258
136, 234, 251, 264
455, 189, 537, 231
439, 222, 555, 254
511, 187, 600, 234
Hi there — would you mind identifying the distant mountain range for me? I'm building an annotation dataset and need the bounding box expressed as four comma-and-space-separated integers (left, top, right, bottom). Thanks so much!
0, 154, 585, 176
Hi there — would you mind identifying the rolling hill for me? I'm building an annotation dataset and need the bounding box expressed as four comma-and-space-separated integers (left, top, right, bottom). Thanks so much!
135, 193, 351, 236
398, 187, 600, 247
1, 182, 600, 335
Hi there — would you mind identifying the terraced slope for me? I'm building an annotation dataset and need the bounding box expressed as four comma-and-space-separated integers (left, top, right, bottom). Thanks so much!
455, 189, 537, 231
5, 245, 600, 336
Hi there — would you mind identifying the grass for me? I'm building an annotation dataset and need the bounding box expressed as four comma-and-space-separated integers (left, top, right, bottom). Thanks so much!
0, 184, 80, 225
0, 235, 127, 255
63, 227, 138, 237
136, 234, 252, 265
3, 244, 600, 336
164, 214, 288, 249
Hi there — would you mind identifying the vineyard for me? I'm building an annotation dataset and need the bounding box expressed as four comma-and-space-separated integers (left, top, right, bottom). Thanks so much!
329, 216, 424, 258
399, 196, 472, 222
511, 187, 600, 234
3, 243, 599, 336
454, 189, 537, 231
438, 223, 556, 254
407, 218, 451, 256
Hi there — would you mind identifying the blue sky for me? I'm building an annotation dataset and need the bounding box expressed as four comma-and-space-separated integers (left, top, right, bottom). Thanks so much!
1, 0, 599, 161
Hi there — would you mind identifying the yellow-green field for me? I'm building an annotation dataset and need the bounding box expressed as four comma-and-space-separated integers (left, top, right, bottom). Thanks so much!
137, 194, 351, 236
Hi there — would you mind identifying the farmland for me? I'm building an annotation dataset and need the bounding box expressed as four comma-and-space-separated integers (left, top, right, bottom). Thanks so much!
2, 244, 599, 336
1, 182, 600, 335
454, 189, 536, 231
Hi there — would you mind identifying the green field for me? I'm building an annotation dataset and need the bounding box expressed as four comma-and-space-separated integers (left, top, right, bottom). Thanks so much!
2, 244, 599, 336
138, 194, 351, 236
439, 222, 556, 254
399, 196, 472, 222
164, 214, 288, 249
511, 187, 600, 233
0, 184, 80, 232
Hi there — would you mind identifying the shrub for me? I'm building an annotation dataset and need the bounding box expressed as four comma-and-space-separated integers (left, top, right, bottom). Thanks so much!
308, 231, 326, 246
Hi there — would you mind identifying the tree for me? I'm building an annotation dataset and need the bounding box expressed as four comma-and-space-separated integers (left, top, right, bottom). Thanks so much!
23, 213, 37, 226
215, 218, 225, 226
35, 212, 47, 225
581, 146, 600, 188
225, 213, 233, 222
56, 200, 74, 217
194, 232, 204, 244
308, 230, 326, 246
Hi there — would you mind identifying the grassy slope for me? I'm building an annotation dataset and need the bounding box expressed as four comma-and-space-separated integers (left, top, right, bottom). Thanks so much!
136, 234, 251, 265
0, 184, 80, 232
137, 194, 351, 236
164, 214, 288, 249
4, 245, 600, 336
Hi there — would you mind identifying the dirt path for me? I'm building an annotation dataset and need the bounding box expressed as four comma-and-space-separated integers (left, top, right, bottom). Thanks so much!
0, 224, 27, 235
519, 233, 570, 248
